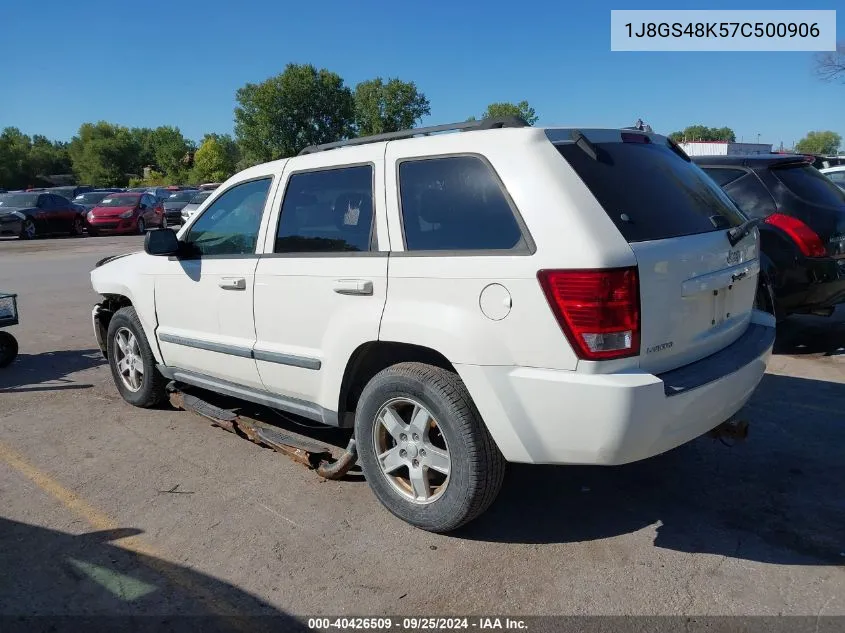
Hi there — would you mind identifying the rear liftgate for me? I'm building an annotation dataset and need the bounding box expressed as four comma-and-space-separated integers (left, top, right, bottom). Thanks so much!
167, 385, 357, 480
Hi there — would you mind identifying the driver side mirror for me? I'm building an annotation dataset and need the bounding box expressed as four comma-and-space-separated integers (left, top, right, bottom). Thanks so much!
144, 228, 180, 256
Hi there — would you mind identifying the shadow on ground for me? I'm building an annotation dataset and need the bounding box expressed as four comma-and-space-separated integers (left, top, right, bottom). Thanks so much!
0, 348, 106, 393
0, 517, 308, 632
458, 373, 845, 566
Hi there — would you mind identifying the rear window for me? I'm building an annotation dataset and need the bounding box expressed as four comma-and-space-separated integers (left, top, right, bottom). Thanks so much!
772, 164, 845, 208
556, 141, 744, 242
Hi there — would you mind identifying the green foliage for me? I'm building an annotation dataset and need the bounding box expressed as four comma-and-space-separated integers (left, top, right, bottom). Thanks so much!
668, 125, 736, 142
474, 101, 539, 125
794, 130, 842, 155
192, 134, 240, 183
234, 63, 355, 162
128, 170, 168, 187
68, 122, 140, 187
353, 77, 430, 136
0, 128, 35, 189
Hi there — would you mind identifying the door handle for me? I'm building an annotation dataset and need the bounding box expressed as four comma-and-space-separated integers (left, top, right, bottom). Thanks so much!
333, 279, 373, 296
219, 277, 246, 290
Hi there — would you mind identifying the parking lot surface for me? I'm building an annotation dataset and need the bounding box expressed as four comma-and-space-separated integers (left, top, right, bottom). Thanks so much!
1, 235, 843, 618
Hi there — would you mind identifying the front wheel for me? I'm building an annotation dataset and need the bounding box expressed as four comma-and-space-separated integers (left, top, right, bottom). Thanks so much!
19, 218, 36, 240
355, 362, 506, 533
137, 218, 146, 234
106, 306, 167, 407
0, 332, 18, 367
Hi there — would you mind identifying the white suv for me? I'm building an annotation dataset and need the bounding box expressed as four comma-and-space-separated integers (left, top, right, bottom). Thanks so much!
90, 118, 775, 532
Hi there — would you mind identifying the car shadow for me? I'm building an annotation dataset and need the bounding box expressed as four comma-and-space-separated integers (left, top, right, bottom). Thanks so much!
458, 373, 845, 566
0, 348, 106, 393
774, 307, 845, 356
0, 517, 308, 632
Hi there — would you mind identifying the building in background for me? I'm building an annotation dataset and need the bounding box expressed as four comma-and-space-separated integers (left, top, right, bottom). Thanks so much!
678, 141, 773, 157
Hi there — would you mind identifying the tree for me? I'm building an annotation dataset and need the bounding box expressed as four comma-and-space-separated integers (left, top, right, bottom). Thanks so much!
192, 133, 240, 183
794, 131, 842, 155
470, 101, 539, 125
0, 127, 33, 189
149, 126, 194, 181
353, 77, 430, 136
815, 41, 845, 83
234, 64, 355, 163
668, 125, 736, 142
29, 135, 72, 177
68, 122, 140, 187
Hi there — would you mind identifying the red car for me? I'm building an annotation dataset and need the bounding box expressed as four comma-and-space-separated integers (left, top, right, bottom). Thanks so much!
87, 192, 164, 236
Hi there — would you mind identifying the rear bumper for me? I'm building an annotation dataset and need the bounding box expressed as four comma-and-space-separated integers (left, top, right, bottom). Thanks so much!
457, 311, 775, 466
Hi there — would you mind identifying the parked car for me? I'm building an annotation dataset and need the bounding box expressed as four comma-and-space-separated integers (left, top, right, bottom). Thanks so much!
46, 185, 95, 200
179, 190, 213, 222
86, 192, 164, 236
72, 190, 122, 213
198, 182, 222, 191
91, 120, 774, 532
820, 166, 845, 192
0, 191, 85, 239
694, 154, 845, 319
162, 189, 199, 226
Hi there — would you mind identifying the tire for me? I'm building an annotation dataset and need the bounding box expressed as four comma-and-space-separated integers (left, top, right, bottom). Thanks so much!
137, 218, 146, 234
19, 218, 36, 240
70, 216, 84, 236
0, 332, 18, 368
754, 274, 780, 321
160, 215, 167, 229
88, 228, 100, 237
355, 362, 506, 533
106, 306, 167, 407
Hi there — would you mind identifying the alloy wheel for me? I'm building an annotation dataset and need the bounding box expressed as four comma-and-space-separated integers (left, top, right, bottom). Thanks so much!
113, 327, 144, 392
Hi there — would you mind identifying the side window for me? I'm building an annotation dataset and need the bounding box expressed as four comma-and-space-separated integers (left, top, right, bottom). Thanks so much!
185, 177, 272, 256
37, 195, 51, 209
702, 168, 746, 187
723, 173, 777, 219
275, 165, 373, 253
398, 156, 524, 251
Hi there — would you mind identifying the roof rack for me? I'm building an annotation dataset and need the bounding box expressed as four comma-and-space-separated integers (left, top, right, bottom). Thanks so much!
297, 116, 529, 155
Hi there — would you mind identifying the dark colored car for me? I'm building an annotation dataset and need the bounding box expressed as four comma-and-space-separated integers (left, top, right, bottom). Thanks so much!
45, 185, 95, 200
0, 192, 85, 239
86, 192, 164, 236
694, 154, 845, 319
161, 189, 198, 225
71, 190, 123, 213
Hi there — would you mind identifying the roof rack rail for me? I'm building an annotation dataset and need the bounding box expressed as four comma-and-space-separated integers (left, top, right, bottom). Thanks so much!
297, 116, 529, 155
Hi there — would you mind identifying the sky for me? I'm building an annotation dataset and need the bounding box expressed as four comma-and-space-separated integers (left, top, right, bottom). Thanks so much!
1, 0, 842, 149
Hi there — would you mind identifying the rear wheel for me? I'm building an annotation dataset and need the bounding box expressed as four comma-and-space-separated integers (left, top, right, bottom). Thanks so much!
19, 219, 36, 240
355, 362, 506, 533
106, 306, 167, 407
70, 216, 84, 236
754, 274, 779, 320
0, 332, 18, 368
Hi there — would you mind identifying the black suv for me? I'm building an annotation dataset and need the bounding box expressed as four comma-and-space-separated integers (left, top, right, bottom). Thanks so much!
694, 154, 845, 319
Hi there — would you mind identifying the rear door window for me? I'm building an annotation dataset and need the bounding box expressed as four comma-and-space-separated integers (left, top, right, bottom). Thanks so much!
556, 140, 744, 243
398, 156, 524, 251
723, 173, 777, 219
772, 164, 845, 208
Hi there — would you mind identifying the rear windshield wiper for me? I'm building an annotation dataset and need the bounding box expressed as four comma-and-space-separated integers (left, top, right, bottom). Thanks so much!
571, 129, 598, 161
727, 217, 764, 247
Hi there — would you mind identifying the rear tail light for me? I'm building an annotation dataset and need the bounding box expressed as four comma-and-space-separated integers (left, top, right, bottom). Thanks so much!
537, 267, 640, 361
764, 213, 826, 257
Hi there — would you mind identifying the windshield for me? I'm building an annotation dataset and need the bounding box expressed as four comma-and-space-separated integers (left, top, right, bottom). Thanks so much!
773, 164, 845, 208
74, 192, 110, 204
96, 194, 140, 207
556, 138, 744, 242
167, 191, 196, 203
189, 191, 213, 204
0, 193, 39, 207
